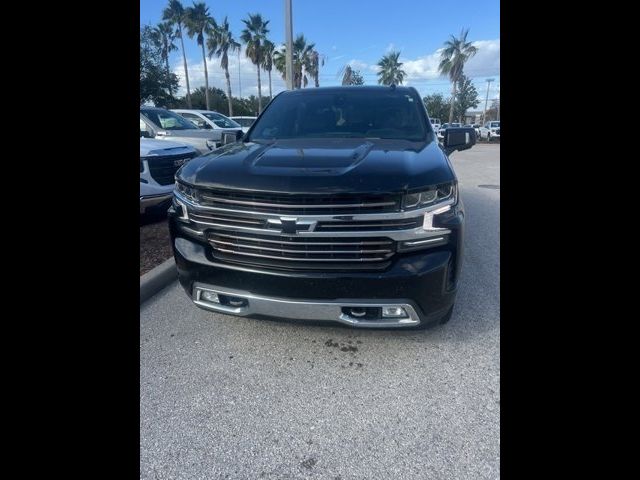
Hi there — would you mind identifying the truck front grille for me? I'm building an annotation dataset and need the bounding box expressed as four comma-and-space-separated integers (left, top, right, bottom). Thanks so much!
206, 230, 395, 267
196, 190, 401, 215
147, 152, 197, 186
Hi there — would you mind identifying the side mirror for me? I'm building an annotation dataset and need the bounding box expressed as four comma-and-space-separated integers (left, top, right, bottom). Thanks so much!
140, 130, 152, 138
222, 130, 243, 145
443, 127, 476, 155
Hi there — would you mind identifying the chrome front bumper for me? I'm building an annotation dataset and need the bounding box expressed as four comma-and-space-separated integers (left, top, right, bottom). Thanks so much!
192, 283, 422, 328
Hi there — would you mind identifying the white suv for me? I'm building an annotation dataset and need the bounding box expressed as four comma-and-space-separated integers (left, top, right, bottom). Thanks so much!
171, 109, 244, 137
140, 138, 198, 215
479, 121, 500, 141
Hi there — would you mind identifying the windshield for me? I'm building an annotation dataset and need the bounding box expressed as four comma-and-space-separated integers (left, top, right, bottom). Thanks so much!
141, 109, 197, 131
248, 89, 429, 142
202, 112, 241, 128
233, 118, 256, 127
490, 122, 500, 128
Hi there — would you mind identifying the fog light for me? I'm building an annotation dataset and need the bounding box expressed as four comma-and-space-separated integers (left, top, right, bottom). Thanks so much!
382, 306, 407, 318
201, 291, 219, 303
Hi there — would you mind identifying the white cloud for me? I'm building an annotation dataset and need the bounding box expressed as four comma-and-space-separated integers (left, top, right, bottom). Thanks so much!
400, 39, 500, 82
171, 45, 286, 100
347, 59, 370, 71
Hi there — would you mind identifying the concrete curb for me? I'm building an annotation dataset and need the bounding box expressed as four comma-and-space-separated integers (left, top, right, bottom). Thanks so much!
140, 257, 177, 305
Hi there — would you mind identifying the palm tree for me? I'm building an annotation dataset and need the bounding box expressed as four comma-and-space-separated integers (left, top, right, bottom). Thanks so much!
162, 0, 192, 108
377, 51, 406, 86
150, 22, 178, 100
261, 39, 275, 100
240, 13, 270, 113
438, 28, 478, 123
305, 50, 324, 87
273, 35, 314, 89
185, 2, 214, 110
207, 16, 240, 116
338, 65, 365, 85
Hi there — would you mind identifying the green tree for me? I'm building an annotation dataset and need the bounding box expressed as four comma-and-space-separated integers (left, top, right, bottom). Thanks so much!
453, 74, 480, 122
150, 22, 178, 99
485, 99, 499, 121
173, 86, 227, 111
305, 49, 324, 87
162, 0, 191, 108
240, 13, 270, 113
273, 35, 315, 89
377, 51, 406, 85
261, 39, 275, 99
208, 16, 240, 116
140, 26, 179, 106
185, 2, 214, 110
438, 28, 478, 123
422, 93, 449, 122
339, 65, 365, 85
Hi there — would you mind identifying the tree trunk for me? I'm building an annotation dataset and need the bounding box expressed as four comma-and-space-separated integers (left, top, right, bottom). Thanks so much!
448, 81, 457, 124
257, 64, 262, 113
179, 27, 191, 108
201, 41, 210, 110
225, 67, 233, 116
268, 69, 272, 100
165, 55, 173, 103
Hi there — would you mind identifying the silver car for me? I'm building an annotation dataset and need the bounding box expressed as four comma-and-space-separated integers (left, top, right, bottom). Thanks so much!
140, 107, 222, 155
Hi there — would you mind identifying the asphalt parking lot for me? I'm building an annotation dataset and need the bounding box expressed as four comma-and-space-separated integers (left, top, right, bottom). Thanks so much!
140, 144, 500, 479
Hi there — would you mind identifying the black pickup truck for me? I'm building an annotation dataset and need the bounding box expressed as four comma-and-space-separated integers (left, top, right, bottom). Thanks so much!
169, 86, 475, 329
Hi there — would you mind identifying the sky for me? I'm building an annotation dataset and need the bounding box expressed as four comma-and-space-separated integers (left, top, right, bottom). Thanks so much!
140, 0, 500, 108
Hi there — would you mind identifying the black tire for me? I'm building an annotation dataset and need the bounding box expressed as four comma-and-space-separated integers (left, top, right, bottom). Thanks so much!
409, 305, 454, 330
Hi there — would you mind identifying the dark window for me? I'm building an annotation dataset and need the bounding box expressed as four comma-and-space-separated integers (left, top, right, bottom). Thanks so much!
248, 90, 429, 142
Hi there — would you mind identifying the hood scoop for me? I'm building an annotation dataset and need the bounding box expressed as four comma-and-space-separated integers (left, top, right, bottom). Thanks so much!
248, 141, 374, 176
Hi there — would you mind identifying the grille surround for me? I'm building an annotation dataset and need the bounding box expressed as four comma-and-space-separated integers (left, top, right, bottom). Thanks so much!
147, 152, 197, 186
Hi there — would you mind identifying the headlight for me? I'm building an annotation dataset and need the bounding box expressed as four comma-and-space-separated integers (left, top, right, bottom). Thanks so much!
402, 183, 456, 210
174, 179, 197, 202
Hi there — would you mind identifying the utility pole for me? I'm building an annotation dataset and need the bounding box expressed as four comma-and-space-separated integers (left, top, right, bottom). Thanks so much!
284, 0, 294, 90
482, 78, 494, 124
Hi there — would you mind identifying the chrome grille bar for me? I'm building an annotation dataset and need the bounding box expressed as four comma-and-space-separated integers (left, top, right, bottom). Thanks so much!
200, 195, 396, 209
212, 247, 389, 262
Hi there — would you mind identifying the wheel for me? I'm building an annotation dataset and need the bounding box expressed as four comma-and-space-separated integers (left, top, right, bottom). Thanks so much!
409, 305, 454, 330
438, 305, 454, 324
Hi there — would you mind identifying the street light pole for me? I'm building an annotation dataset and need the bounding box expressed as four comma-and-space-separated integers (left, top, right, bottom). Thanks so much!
284, 0, 294, 90
482, 78, 494, 124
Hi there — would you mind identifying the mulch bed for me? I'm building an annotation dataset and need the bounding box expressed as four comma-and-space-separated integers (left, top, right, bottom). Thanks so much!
140, 214, 173, 276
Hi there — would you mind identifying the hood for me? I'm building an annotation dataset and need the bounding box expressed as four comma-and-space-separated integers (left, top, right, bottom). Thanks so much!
140, 138, 196, 156
178, 138, 455, 195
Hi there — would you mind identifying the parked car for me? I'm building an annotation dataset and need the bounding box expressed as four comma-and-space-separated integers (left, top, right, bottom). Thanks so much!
169, 85, 476, 329
437, 122, 461, 141
479, 121, 500, 141
430, 118, 441, 133
171, 109, 244, 138
140, 107, 222, 155
229, 116, 257, 134
140, 138, 198, 215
